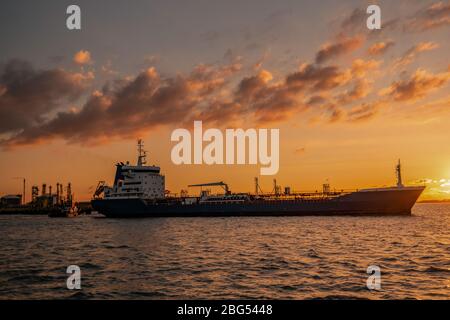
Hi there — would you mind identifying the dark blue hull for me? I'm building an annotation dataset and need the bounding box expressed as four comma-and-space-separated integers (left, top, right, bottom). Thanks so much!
91, 187, 424, 218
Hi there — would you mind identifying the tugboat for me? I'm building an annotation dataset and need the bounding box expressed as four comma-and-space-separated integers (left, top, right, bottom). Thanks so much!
48, 205, 78, 218
91, 140, 425, 218
48, 183, 78, 218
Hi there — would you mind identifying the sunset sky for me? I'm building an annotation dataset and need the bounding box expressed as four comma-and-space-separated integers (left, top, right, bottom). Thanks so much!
0, 0, 449, 201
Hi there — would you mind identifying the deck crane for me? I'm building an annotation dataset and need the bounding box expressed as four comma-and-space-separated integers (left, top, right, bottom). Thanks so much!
188, 181, 231, 195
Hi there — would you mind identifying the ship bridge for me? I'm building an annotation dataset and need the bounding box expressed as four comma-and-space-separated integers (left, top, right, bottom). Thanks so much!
100, 140, 165, 200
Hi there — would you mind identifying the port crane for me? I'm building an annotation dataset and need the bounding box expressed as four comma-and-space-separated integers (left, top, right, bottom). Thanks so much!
188, 182, 231, 195
93, 181, 106, 198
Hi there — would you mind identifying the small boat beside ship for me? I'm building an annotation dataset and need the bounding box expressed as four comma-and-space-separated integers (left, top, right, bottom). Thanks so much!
47, 206, 78, 218
91, 140, 425, 218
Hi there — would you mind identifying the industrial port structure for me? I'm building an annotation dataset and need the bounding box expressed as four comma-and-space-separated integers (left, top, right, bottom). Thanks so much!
0, 182, 81, 216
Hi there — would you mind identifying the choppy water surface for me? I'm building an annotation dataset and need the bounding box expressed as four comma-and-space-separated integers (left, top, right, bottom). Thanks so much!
0, 203, 449, 299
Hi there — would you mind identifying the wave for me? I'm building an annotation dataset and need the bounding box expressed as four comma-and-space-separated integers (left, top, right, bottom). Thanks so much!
423, 266, 450, 273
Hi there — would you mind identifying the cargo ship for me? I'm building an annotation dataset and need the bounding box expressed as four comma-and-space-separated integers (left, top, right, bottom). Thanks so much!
91, 140, 425, 217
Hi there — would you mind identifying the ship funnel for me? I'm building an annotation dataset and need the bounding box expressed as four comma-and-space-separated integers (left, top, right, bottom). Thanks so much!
67, 183, 73, 204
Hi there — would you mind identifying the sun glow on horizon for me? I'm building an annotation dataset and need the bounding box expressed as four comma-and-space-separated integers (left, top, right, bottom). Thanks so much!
417, 177, 450, 200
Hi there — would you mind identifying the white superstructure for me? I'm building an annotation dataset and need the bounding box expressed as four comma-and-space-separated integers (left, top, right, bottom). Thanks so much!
103, 140, 165, 199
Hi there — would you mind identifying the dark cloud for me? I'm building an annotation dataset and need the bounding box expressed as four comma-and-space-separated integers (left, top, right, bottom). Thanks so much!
3, 58, 340, 147
226, 69, 304, 124
287, 63, 351, 91
306, 95, 327, 106
380, 69, 450, 102
1, 62, 244, 147
340, 8, 366, 31
315, 36, 363, 64
163, 62, 356, 127
0, 60, 90, 135
1, 57, 351, 147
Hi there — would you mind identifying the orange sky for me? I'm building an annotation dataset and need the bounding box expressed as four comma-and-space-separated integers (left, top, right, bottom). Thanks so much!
0, 1, 449, 201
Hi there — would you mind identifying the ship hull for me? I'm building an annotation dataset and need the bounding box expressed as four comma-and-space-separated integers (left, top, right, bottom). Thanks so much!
91, 187, 425, 218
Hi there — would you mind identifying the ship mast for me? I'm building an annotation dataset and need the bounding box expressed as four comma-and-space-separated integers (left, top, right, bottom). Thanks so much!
396, 159, 404, 188
254, 177, 262, 195
137, 139, 147, 166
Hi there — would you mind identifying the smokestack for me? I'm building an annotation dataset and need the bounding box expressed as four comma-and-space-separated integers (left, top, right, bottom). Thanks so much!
31, 186, 39, 202
22, 178, 26, 205
42, 184, 46, 196
49, 185, 52, 196
67, 183, 72, 204
273, 179, 279, 196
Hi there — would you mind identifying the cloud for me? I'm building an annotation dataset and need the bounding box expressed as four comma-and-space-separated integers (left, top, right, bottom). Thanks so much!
0, 61, 247, 147
346, 100, 385, 122
339, 8, 398, 38
73, 50, 92, 65
286, 63, 352, 91
236, 70, 273, 101
393, 42, 439, 69
101, 60, 119, 76
3, 57, 357, 148
367, 41, 395, 56
6, 58, 362, 148
0, 60, 91, 135
350, 59, 382, 78
2, 0, 449, 151
306, 95, 327, 106
228, 69, 306, 124
301, 59, 380, 108
315, 36, 363, 64
340, 8, 366, 32
306, 102, 345, 124
405, 1, 450, 32
403, 95, 450, 120
329, 108, 344, 123
380, 68, 450, 102
421, 95, 450, 112
335, 79, 372, 105
415, 177, 450, 199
